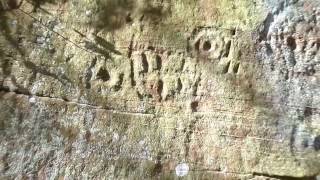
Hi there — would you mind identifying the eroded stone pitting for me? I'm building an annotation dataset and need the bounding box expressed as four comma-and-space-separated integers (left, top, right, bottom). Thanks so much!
0, 0, 320, 179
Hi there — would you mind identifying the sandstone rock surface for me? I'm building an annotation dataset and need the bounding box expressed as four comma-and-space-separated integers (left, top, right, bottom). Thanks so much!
0, 0, 320, 179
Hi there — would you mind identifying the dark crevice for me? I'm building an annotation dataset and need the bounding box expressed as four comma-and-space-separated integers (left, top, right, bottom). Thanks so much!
141, 53, 149, 73
113, 73, 124, 92
137, 91, 144, 100
147, 46, 155, 51
73, 28, 86, 38
287, 36, 296, 50
130, 60, 136, 86
96, 68, 110, 82
192, 77, 201, 96
304, 107, 313, 118
202, 40, 211, 51
125, 12, 132, 23
266, 43, 273, 55
0, 86, 10, 93
1, 0, 23, 10
85, 130, 91, 142
93, 35, 121, 55
152, 151, 164, 176
155, 55, 162, 70
222, 61, 231, 74
157, 79, 163, 101
194, 39, 200, 52
0, 85, 30, 96
1, 59, 13, 76
84, 39, 112, 59
186, 37, 191, 53
276, 1, 285, 14
283, 69, 289, 80
314, 135, 320, 151
23, 60, 72, 85
190, 101, 198, 112
224, 40, 232, 57
180, 58, 185, 71
231, 28, 236, 36
233, 63, 240, 74
289, 125, 297, 154
184, 117, 199, 158
177, 78, 182, 93
28, 0, 68, 12
302, 139, 309, 148
258, 13, 274, 42
84, 58, 97, 89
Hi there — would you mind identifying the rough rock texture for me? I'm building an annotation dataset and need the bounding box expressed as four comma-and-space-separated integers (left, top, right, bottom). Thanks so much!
0, 0, 320, 179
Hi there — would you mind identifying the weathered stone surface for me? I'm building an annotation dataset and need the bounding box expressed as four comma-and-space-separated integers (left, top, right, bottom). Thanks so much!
0, 0, 319, 179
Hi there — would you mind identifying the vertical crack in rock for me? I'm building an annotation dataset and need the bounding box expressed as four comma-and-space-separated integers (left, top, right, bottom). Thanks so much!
224, 40, 232, 58
258, 13, 274, 42
128, 34, 135, 58
130, 59, 136, 86
290, 124, 297, 154
222, 61, 231, 74
184, 117, 199, 159
314, 135, 320, 151
84, 57, 97, 89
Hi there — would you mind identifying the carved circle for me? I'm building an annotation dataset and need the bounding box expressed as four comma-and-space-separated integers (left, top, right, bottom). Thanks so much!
202, 40, 212, 51
286, 36, 296, 50
96, 68, 110, 82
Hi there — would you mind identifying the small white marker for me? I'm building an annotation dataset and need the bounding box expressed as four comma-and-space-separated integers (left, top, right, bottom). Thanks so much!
175, 163, 189, 177
112, 132, 119, 142
85, 10, 92, 16
29, 97, 36, 104
139, 140, 145, 146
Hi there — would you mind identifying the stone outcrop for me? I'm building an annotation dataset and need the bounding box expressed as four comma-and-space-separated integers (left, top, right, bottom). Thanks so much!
0, 0, 319, 179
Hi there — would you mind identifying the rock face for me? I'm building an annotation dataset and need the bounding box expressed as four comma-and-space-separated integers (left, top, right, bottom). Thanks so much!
0, 0, 320, 179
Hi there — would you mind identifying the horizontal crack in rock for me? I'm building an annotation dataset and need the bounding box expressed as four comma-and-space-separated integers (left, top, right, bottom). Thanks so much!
253, 172, 318, 180
0, 88, 154, 116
